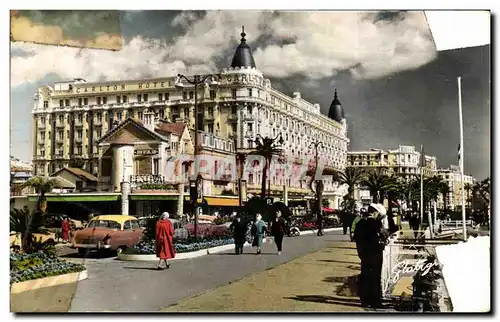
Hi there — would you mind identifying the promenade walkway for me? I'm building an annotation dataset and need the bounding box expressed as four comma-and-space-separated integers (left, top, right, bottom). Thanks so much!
162, 240, 366, 312
12, 230, 374, 312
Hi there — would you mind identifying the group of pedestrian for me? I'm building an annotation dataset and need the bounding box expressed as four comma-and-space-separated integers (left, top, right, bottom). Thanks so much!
352, 203, 398, 309
230, 210, 287, 256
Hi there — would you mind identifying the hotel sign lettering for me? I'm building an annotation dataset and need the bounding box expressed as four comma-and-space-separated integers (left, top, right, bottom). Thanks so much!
130, 174, 166, 184
134, 149, 158, 156
73, 81, 171, 94
225, 74, 264, 87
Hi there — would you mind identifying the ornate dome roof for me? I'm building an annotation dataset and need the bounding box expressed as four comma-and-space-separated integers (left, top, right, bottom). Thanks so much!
328, 89, 345, 122
230, 26, 256, 69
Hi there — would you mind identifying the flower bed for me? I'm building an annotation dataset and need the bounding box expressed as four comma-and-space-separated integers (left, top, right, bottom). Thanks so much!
10, 252, 85, 285
123, 235, 235, 255
183, 223, 229, 237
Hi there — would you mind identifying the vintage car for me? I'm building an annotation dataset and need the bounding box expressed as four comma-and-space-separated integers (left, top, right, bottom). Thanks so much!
70, 215, 143, 254
137, 216, 190, 239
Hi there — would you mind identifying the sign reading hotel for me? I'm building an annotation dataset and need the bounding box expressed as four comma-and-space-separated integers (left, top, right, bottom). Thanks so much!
72, 80, 173, 94
71, 73, 265, 94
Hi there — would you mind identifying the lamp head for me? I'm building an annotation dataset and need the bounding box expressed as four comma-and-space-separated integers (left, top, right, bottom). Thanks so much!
209, 76, 220, 86
175, 74, 184, 88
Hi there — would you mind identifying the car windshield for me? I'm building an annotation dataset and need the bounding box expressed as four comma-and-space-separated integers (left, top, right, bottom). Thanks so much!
87, 220, 121, 230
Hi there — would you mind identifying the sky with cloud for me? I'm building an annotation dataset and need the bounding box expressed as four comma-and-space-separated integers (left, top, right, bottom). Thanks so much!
10, 10, 490, 179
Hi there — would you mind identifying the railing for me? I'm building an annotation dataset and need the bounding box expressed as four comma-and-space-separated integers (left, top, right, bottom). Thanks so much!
440, 220, 473, 230
381, 234, 439, 299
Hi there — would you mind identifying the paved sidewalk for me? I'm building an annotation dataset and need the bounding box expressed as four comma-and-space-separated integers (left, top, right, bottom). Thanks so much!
69, 231, 348, 312
161, 241, 365, 312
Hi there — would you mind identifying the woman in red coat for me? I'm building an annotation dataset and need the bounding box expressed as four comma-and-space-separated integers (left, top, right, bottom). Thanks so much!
61, 217, 70, 243
155, 212, 175, 270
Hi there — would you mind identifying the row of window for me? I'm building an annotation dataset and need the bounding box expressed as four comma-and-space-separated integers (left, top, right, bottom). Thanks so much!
47, 89, 222, 109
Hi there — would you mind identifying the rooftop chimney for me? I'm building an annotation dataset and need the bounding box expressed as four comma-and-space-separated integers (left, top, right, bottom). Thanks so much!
143, 111, 156, 132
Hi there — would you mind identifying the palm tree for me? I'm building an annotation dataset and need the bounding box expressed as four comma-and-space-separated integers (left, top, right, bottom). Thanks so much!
423, 176, 443, 206
22, 176, 55, 213
337, 167, 366, 200
473, 177, 490, 210
464, 183, 473, 209
398, 177, 420, 213
362, 169, 394, 203
250, 135, 284, 199
10, 206, 49, 251
439, 183, 451, 213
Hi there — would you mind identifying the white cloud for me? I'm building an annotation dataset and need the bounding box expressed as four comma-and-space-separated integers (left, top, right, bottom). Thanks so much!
10, 11, 438, 88
254, 11, 437, 80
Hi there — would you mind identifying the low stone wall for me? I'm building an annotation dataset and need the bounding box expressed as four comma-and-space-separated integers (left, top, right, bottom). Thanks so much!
10, 270, 88, 294
118, 242, 251, 262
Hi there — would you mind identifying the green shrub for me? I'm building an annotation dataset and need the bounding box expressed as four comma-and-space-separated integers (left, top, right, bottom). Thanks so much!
10, 252, 86, 285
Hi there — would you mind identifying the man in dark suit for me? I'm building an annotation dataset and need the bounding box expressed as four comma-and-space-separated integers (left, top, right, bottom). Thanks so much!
354, 203, 389, 308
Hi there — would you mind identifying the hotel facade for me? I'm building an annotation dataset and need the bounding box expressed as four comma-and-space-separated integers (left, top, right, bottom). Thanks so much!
436, 165, 476, 211
347, 145, 438, 179
30, 29, 350, 210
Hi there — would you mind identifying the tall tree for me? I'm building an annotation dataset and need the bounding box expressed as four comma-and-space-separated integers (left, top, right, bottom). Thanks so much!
398, 177, 420, 212
363, 169, 394, 203
473, 177, 490, 210
250, 136, 283, 199
22, 176, 55, 213
439, 183, 451, 213
464, 183, 473, 209
337, 167, 366, 200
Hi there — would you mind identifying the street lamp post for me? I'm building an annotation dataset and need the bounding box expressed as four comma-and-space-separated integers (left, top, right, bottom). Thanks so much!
176, 73, 220, 237
309, 140, 324, 236
254, 133, 284, 199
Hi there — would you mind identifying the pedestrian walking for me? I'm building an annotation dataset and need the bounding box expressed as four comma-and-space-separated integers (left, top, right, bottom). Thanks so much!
251, 213, 267, 254
409, 213, 420, 239
353, 203, 389, 308
340, 210, 356, 236
155, 212, 175, 270
230, 214, 246, 255
61, 217, 70, 244
271, 210, 287, 255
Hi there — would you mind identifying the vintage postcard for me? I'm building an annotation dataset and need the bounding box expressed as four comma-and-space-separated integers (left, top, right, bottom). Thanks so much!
9, 9, 491, 314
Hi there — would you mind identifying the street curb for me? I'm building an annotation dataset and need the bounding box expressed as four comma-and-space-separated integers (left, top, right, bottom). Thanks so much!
118, 228, 343, 262
10, 270, 88, 294
299, 227, 343, 235
118, 242, 251, 262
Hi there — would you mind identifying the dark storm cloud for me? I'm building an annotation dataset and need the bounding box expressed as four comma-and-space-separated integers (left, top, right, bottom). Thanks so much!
284, 45, 490, 180
10, 11, 489, 180
120, 10, 188, 43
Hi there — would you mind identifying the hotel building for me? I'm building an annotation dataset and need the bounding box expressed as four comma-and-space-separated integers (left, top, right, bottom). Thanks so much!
347, 145, 438, 179
30, 28, 350, 208
436, 165, 475, 211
